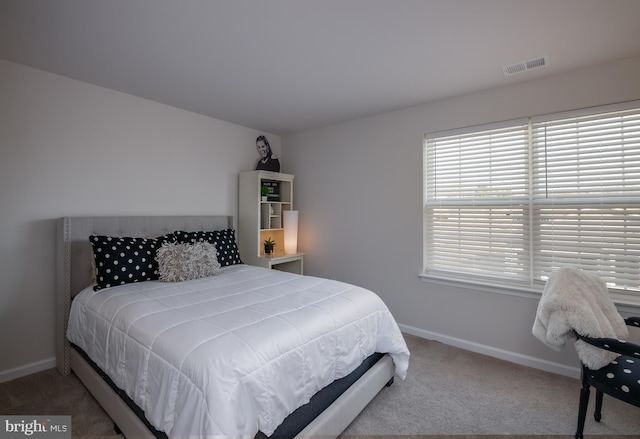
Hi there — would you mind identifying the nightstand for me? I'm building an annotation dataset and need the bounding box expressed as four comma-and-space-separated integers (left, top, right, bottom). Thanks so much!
261, 252, 304, 274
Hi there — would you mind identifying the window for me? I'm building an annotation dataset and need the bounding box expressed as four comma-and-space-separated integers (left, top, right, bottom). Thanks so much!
423, 102, 640, 294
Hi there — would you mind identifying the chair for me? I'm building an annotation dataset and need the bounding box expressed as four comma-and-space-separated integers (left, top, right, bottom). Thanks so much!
574, 316, 640, 439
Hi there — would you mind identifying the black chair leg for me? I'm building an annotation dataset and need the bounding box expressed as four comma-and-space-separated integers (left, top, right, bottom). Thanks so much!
575, 381, 590, 439
594, 389, 603, 422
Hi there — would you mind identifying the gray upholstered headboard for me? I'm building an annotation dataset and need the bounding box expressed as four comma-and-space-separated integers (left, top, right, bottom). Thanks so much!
55, 215, 236, 375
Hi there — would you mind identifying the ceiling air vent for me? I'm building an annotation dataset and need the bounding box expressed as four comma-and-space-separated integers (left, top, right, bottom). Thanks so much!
503, 57, 549, 76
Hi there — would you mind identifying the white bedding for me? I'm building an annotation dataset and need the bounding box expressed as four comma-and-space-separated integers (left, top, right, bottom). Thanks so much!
67, 264, 409, 438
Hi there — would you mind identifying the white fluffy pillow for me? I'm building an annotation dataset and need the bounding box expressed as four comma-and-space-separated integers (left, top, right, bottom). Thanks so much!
156, 241, 221, 282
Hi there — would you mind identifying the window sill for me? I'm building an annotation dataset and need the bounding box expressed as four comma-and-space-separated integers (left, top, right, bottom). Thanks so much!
418, 274, 640, 313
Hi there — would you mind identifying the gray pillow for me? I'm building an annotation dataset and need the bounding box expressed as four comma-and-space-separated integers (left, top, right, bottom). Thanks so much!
156, 242, 221, 282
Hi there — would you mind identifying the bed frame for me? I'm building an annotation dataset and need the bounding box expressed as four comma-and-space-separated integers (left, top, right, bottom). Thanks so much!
55, 215, 395, 439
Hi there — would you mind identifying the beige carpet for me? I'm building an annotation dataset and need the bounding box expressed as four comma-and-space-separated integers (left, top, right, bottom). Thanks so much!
0, 365, 119, 438
1, 334, 639, 438
342, 334, 640, 437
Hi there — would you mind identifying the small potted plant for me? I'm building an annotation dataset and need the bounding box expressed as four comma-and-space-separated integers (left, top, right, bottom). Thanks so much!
264, 236, 275, 255
261, 185, 269, 202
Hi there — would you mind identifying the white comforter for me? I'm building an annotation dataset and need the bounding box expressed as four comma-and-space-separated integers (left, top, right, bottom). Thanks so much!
67, 264, 409, 438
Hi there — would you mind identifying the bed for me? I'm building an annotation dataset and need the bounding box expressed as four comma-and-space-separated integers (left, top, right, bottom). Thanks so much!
55, 215, 409, 439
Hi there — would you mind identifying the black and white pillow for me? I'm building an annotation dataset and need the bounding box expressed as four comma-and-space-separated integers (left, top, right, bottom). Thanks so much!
173, 229, 243, 266
90, 234, 176, 291
212, 229, 243, 266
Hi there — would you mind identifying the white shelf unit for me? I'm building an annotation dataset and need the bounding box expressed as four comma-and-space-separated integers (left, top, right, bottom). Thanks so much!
238, 170, 304, 273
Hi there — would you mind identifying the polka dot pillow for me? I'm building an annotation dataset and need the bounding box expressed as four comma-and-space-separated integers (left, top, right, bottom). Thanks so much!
90, 234, 176, 291
173, 229, 243, 266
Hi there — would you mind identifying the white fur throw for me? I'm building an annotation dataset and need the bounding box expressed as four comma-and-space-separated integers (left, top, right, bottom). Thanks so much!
156, 242, 221, 282
532, 267, 628, 370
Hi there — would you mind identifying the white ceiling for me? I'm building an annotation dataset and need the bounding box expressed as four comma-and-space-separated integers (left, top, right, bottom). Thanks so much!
2, 0, 640, 135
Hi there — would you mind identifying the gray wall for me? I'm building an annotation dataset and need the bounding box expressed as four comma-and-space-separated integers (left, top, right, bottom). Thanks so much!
283, 56, 640, 377
0, 59, 280, 381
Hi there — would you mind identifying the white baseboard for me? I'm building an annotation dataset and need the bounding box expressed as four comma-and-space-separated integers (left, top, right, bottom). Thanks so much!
399, 323, 580, 379
0, 357, 56, 384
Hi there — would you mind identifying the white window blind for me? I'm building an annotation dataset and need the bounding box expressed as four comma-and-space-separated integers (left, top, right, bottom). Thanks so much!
423, 102, 640, 293
532, 107, 640, 290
